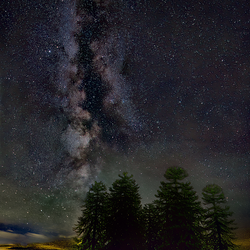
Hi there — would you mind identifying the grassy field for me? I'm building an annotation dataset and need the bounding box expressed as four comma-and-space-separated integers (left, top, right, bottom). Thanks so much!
0, 239, 75, 250
1, 238, 249, 250
233, 238, 250, 250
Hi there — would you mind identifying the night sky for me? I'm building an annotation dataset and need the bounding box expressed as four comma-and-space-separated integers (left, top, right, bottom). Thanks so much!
0, 0, 250, 244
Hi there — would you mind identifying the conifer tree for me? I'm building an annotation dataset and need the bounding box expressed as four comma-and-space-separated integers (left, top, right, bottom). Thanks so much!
142, 203, 160, 250
74, 181, 108, 250
202, 184, 238, 250
106, 172, 143, 250
155, 166, 204, 249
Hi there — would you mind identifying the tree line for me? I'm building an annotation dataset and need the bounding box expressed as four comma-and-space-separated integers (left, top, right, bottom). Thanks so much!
73, 166, 238, 250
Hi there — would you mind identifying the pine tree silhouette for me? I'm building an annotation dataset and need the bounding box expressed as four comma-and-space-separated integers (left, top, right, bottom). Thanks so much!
74, 181, 108, 250
106, 172, 143, 250
142, 203, 161, 250
155, 166, 204, 249
202, 184, 238, 250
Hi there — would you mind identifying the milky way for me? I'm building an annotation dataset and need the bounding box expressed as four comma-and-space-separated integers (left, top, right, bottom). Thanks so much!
0, 0, 142, 242
0, 0, 250, 244
53, 0, 142, 191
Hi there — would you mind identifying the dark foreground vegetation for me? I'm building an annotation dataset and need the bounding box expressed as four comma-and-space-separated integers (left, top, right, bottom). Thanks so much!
73, 166, 238, 250
3, 167, 240, 250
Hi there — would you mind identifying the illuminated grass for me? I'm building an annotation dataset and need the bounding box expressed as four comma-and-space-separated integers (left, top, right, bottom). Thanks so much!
233, 238, 250, 250
0, 239, 74, 250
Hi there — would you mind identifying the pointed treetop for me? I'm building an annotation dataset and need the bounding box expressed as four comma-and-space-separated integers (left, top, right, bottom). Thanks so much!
202, 184, 226, 206
164, 166, 188, 182
120, 171, 128, 177
89, 181, 107, 192
202, 184, 223, 194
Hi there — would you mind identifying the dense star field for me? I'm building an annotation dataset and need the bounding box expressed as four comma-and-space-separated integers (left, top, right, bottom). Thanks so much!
0, 0, 249, 244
